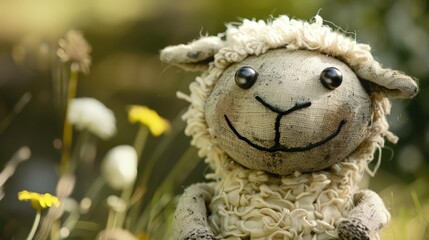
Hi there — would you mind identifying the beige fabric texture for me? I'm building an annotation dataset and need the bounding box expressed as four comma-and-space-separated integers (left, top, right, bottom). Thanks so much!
205, 49, 373, 175
162, 15, 417, 239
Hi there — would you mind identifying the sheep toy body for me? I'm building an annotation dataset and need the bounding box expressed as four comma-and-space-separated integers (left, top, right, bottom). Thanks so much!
161, 15, 418, 240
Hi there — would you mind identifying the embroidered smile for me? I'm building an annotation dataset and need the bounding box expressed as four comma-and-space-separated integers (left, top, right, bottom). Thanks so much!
224, 96, 347, 153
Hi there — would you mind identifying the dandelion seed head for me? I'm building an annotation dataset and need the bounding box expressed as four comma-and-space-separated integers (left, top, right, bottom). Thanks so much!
68, 98, 117, 140
57, 30, 92, 74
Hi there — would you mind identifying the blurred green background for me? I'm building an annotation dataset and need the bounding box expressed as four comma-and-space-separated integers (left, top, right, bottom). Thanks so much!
0, 0, 428, 239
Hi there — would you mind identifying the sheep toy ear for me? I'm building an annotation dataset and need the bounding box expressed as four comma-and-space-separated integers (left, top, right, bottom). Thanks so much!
356, 63, 418, 99
160, 36, 224, 72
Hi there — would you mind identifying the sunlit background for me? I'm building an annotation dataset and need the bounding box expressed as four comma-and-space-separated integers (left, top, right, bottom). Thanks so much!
0, 0, 428, 239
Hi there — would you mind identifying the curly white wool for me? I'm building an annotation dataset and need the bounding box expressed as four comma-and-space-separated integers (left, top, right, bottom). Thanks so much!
68, 97, 116, 139
101, 145, 137, 190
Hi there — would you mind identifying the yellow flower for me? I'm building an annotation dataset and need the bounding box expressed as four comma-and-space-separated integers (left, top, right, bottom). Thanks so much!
128, 105, 170, 136
18, 190, 60, 211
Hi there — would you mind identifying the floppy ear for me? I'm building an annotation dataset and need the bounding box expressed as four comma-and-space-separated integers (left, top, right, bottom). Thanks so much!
356, 63, 418, 99
160, 36, 224, 72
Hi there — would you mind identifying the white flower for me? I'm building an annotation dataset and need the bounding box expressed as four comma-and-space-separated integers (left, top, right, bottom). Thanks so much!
101, 145, 137, 190
68, 98, 116, 139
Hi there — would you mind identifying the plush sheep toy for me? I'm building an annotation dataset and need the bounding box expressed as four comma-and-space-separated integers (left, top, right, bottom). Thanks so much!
160, 15, 418, 240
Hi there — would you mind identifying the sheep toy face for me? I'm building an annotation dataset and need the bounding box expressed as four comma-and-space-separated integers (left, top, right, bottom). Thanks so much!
205, 49, 372, 175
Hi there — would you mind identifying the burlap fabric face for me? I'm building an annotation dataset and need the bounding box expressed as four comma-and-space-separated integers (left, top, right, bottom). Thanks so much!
206, 49, 372, 175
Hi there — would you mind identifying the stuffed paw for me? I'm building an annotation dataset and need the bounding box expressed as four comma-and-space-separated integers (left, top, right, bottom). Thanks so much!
338, 218, 371, 240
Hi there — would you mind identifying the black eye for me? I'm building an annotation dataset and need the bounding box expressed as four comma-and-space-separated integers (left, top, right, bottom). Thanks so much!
235, 66, 258, 89
320, 67, 342, 90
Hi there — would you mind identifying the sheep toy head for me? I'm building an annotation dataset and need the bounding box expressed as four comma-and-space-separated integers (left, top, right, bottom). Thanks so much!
161, 15, 418, 240
162, 15, 417, 175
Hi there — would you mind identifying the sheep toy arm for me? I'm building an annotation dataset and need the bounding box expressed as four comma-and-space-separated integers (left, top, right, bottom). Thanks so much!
173, 183, 215, 240
338, 190, 390, 240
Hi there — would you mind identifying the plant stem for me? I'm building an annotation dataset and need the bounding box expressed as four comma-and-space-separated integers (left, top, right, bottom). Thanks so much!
140, 110, 185, 192
0, 92, 31, 134
114, 125, 149, 229
85, 176, 105, 205
134, 146, 199, 233
26, 210, 41, 240
50, 220, 60, 240
127, 112, 186, 229
106, 208, 116, 230
60, 70, 78, 173
134, 125, 149, 160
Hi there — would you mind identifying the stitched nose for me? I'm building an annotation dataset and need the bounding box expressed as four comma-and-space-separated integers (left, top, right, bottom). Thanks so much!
255, 96, 311, 149
255, 96, 311, 115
